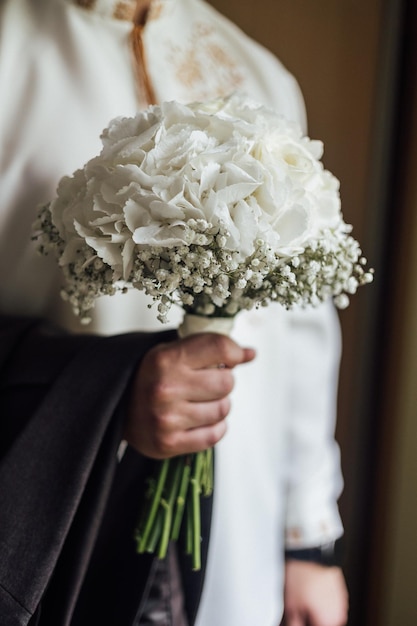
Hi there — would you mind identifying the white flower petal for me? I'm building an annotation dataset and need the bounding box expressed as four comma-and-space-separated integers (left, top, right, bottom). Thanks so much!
272, 204, 310, 247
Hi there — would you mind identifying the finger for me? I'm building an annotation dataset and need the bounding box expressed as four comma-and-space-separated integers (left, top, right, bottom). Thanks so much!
184, 368, 235, 402
239, 346, 257, 364
144, 364, 235, 406
153, 394, 231, 433
281, 614, 306, 626
177, 333, 256, 370
141, 344, 235, 400
165, 419, 228, 456
184, 396, 231, 429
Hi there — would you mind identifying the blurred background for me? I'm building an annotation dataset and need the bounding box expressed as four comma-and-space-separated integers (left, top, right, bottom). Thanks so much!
208, 0, 417, 624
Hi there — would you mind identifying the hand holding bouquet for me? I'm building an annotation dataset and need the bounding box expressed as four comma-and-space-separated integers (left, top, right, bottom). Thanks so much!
34, 93, 373, 569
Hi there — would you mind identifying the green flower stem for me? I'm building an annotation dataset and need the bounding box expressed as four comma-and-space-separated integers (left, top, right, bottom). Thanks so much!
186, 495, 193, 556
191, 451, 204, 571
201, 448, 213, 496
136, 450, 212, 570
157, 457, 183, 559
146, 508, 163, 553
171, 456, 192, 541
137, 458, 170, 553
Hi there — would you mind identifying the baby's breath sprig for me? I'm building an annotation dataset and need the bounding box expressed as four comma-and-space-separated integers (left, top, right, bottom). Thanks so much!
34, 213, 373, 326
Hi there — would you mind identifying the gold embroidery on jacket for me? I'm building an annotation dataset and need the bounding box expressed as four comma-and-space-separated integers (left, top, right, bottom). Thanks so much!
168, 22, 244, 100
73, 0, 165, 21
148, 0, 165, 21
75, 0, 96, 8
113, 1, 137, 20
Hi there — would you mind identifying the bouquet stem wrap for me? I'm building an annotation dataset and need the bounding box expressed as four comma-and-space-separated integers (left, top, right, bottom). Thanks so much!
135, 314, 234, 570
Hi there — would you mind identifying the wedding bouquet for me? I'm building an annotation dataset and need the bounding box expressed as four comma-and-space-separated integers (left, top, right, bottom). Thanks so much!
34, 93, 373, 569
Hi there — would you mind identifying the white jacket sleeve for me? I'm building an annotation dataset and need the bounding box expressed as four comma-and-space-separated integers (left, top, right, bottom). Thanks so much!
284, 301, 344, 548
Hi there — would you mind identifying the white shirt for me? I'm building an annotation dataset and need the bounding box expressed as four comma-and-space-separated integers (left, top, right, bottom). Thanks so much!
0, 1, 344, 623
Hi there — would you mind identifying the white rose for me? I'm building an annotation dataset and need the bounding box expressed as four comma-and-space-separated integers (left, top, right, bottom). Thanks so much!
248, 128, 341, 252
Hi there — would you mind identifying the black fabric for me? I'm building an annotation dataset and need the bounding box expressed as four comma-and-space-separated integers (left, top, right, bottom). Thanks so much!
178, 491, 212, 626
129, 544, 188, 626
0, 316, 209, 626
69, 448, 156, 626
284, 538, 344, 568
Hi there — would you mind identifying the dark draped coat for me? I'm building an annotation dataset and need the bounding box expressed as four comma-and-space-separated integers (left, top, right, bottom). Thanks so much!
0, 316, 212, 626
